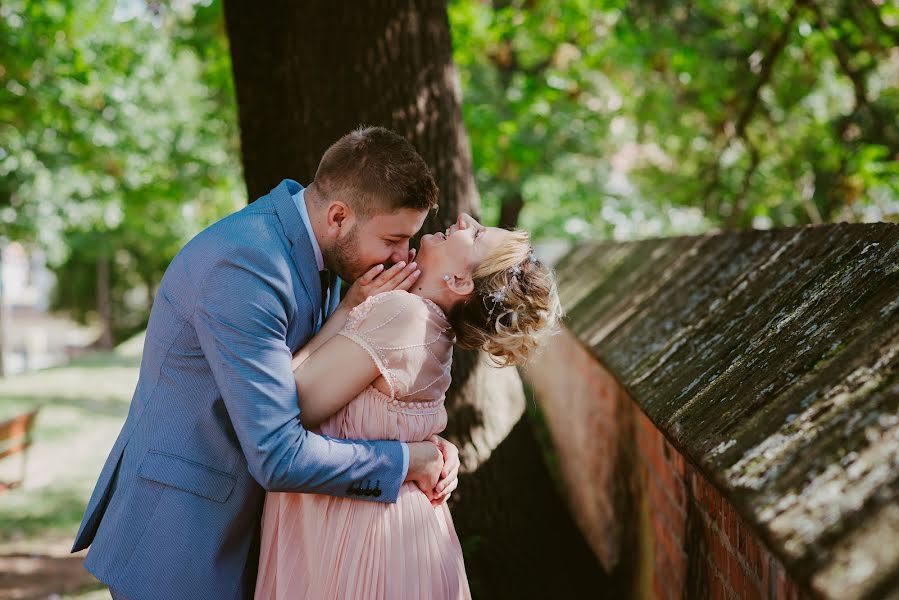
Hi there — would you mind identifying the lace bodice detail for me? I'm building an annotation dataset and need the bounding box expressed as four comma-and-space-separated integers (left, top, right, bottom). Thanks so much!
337, 290, 454, 402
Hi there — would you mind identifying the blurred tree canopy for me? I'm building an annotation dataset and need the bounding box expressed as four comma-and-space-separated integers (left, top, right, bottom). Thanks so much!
451, 0, 899, 239
0, 0, 242, 343
1, 0, 897, 341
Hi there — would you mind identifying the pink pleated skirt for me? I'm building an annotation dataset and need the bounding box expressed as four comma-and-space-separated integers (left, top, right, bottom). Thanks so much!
255, 481, 471, 599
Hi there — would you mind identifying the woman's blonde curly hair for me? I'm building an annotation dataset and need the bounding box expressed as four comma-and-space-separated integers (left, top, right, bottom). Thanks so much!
446, 230, 563, 367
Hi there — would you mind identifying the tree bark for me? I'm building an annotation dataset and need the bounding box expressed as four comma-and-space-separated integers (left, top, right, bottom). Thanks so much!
223, 0, 477, 235
0, 253, 5, 377
498, 191, 525, 230
224, 2, 606, 596
96, 256, 114, 350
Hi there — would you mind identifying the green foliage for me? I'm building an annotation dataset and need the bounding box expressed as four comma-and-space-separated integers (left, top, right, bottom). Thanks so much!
449, 0, 899, 238
1, 0, 242, 342
3, 0, 897, 341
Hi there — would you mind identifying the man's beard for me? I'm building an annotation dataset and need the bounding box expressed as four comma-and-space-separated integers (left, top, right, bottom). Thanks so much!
328, 225, 367, 283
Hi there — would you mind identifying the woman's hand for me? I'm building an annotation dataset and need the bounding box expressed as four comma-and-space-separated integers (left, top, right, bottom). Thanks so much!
429, 435, 460, 506
342, 249, 421, 310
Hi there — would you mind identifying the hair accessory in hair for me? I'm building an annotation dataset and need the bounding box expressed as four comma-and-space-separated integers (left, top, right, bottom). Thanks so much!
483, 286, 507, 321
484, 249, 537, 322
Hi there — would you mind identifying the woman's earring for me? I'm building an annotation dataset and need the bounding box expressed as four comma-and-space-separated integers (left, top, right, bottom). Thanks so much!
443, 274, 451, 281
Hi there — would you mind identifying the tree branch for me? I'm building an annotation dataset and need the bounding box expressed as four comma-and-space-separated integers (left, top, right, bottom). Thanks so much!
734, 0, 806, 138
724, 142, 761, 228
810, 2, 871, 111
700, 0, 806, 214
810, 0, 887, 136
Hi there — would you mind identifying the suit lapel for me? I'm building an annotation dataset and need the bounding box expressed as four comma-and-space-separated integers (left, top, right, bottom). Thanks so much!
270, 179, 322, 332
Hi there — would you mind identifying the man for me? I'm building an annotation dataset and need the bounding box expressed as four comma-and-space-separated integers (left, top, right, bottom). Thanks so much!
72, 127, 460, 599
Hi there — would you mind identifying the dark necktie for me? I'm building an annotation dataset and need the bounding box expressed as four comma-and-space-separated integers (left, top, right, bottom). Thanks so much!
319, 269, 331, 318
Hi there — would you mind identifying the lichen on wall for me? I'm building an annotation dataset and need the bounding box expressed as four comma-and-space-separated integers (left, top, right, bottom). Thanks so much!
554, 223, 899, 599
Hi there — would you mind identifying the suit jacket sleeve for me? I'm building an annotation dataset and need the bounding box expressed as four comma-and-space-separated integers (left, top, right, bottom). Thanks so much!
191, 250, 405, 502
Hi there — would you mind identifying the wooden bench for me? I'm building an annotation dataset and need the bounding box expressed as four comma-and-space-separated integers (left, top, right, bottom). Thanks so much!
0, 409, 39, 492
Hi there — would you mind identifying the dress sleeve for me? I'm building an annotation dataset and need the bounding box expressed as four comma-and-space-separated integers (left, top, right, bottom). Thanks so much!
336, 290, 453, 400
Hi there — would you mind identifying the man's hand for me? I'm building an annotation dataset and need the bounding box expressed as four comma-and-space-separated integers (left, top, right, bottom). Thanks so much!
341, 248, 420, 310
405, 440, 444, 501
429, 435, 460, 506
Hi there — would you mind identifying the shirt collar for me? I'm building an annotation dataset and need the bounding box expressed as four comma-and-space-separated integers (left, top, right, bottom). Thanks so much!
291, 186, 325, 272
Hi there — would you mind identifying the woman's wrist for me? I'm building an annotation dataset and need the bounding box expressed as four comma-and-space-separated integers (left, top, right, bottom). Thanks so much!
334, 302, 354, 316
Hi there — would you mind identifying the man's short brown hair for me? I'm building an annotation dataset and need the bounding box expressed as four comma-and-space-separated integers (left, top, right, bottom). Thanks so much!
312, 126, 439, 219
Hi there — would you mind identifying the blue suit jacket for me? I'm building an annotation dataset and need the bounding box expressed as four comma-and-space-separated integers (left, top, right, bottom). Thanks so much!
72, 179, 406, 599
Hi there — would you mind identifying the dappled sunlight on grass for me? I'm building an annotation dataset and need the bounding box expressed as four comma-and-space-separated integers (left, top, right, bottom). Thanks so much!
0, 333, 145, 597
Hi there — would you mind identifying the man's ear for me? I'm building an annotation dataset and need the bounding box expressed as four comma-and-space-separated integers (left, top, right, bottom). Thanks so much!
446, 273, 475, 296
326, 201, 352, 233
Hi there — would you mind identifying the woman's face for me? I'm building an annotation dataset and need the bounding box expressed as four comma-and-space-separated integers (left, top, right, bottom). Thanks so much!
416, 213, 512, 285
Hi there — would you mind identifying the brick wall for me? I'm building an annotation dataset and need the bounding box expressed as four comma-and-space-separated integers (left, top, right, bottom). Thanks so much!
525, 328, 812, 599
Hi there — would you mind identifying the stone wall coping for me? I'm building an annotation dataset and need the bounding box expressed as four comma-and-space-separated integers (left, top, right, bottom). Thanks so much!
553, 223, 899, 597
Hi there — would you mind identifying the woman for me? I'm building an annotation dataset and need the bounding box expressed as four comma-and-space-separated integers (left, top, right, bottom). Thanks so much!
255, 213, 562, 599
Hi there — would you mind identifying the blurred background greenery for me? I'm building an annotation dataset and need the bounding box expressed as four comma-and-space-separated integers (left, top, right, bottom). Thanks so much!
2, 0, 897, 349
0, 0, 897, 597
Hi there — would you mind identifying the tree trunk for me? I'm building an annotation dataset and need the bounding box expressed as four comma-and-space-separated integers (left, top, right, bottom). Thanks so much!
0, 254, 5, 378
145, 275, 156, 314
96, 256, 114, 350
498, 191, 525, 230
224, 2, 606, 596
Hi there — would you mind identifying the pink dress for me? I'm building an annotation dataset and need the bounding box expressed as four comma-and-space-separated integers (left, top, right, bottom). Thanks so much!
255, 290, 472, 600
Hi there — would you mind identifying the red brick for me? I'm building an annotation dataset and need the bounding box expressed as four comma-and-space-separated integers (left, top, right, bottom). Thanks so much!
639, 462, 650, 487
647, 449, 669, 483
668, 447, 686, 475
735, 556, 752, 598
716, 499, 731, 534
651, 512, 665, 543
657, 466, 684, 506
668, 473, 687, 508
659, 519, 686, 572
743, 534, 765, 582
727, 550, 741, 582
667, 544, 686, 588
743, 574, 765, 600
724, 508, 738, 550
663, 508, 686, 552
701, 484, 720, 524
691, 472, 705, 500
735, 518, 748, 555
652, 450, 675, 486
648, 476, 671, 518
710, 572, 728, 600
690, 471, 708, 507
693, 478, 708, 514
647, 471, 686, 545
710, 531, 730, 577
637, 414, 661, 452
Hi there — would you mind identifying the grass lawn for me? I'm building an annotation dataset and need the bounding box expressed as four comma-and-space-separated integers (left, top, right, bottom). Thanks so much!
0, 334, 144, 599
